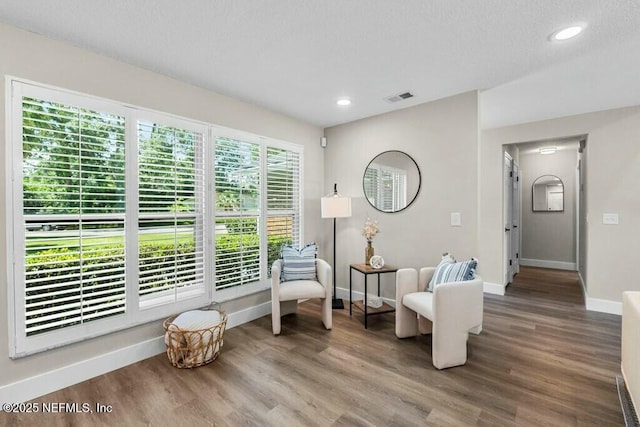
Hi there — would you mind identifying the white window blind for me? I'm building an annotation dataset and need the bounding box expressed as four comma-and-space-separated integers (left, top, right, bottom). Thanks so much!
214, 137, 261, 290
21, 96, 127, 336
138, 122, 205, 307
266, 147, 301, 272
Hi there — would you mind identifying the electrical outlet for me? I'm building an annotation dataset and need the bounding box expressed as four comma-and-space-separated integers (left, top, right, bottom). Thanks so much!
603, 213, 619, 225
451, 212, 461, 226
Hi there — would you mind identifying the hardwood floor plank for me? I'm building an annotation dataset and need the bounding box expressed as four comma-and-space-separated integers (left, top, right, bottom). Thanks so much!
0, 266, 624, 426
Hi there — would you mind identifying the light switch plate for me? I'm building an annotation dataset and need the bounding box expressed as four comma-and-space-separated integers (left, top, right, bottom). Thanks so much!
451, 212, 461, 226
603, 213, 619, 225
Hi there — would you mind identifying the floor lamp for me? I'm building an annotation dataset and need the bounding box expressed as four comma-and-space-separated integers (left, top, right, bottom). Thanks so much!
321, 183, 352, 309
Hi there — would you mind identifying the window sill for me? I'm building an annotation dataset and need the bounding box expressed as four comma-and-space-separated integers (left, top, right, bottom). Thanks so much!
214, 280, 271, 303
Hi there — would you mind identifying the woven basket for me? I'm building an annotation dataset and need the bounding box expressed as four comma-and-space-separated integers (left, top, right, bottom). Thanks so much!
162, 310, 227, 369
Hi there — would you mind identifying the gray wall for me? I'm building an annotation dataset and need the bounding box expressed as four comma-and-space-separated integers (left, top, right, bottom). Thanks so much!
324, 91, 479, 300
0, 23, 324, 386
520, 148, 577, 265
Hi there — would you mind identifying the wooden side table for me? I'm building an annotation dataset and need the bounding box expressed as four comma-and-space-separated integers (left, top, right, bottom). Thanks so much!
349, 263, 398, 329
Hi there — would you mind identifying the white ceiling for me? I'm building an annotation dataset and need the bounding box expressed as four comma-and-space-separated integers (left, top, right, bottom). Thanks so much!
1, 0, 640, 129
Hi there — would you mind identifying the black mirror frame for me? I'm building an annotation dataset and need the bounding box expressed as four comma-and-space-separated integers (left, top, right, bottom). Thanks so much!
362, 150, 421, 213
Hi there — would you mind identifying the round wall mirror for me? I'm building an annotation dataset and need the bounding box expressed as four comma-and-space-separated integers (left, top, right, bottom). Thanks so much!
363, 150, 421, 213
532, 175, 564, 212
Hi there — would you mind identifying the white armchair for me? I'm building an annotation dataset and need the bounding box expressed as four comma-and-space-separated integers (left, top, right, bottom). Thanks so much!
395, 267, 483, 369
271, 258, 333, 335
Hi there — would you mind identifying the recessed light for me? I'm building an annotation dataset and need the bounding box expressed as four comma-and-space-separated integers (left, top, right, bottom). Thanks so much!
550, 25, 585, 41
539, 147, 557, 155
336, 98, 351, 106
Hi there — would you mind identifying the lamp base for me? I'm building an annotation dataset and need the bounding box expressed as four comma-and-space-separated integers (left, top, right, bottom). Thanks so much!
332, 298, 344, 310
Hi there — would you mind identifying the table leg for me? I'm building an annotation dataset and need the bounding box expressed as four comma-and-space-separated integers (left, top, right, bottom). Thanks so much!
349, 267, 353, 316
364, 274, 368, 329
377, 272, 381, 296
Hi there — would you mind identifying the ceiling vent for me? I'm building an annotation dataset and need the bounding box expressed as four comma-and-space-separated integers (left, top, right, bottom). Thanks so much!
384, 91, 414, 103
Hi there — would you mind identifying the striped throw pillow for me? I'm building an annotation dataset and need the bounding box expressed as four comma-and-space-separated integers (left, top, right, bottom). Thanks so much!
281, 243, 318, 282
428, 258, 477, 291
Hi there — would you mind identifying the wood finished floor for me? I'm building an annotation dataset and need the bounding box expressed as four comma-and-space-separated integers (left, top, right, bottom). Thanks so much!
2, 267, 624, 426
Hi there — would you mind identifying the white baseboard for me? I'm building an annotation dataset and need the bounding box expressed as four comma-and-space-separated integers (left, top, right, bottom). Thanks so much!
577, 271, 621, 315
586, 297, 622, 315
483, 281, 505, 295
520, 258, 577, 271
0, 336, 166, 405
0, 301, 272, 404
226, 301, 271, 328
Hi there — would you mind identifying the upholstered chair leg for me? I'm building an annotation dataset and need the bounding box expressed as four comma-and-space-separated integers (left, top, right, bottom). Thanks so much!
272, 297, 281, 335
432, 328, 469, 369
395, 303, 419, 338
321, 297, 332, 330
418, 315, 433, 335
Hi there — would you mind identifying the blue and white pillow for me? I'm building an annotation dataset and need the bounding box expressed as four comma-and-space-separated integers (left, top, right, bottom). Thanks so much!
425, 253, 455, 291
281, 243, 318, 282
428, 257, 477, 291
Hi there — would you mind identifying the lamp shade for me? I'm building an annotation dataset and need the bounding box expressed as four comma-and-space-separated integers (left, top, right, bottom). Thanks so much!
321, 195, 352, 218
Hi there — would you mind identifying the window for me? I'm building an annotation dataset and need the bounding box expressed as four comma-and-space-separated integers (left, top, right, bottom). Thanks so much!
8, 80, 303, 356
137, 121, 205, 307
213, 137, 302, 296
214, 137, 261, 290
21, 95, 127, 337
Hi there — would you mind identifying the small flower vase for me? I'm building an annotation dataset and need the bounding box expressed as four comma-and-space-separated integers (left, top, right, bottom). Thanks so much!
365, 241, 374, 265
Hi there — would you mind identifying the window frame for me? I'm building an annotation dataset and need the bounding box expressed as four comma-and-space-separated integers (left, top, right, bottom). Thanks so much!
6, 78, 303, 357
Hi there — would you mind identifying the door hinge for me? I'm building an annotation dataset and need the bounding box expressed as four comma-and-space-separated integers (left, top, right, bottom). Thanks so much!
509, 259, 513, 266
509, 171, 513, 177
516, 253, 519, 259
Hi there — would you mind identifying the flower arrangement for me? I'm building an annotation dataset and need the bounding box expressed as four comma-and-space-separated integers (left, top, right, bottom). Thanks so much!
362, 217, 379, 242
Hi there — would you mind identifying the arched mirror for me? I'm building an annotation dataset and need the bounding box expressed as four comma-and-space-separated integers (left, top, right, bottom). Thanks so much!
363, 150, 421, 213
532, 175, 564, 212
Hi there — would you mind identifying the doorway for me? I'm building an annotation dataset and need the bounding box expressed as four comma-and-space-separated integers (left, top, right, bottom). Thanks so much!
502, 136, 586, 288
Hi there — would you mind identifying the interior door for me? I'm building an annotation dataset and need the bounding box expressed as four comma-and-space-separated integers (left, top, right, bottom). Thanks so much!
512, 163, 520, 275
504, 153, 514, 284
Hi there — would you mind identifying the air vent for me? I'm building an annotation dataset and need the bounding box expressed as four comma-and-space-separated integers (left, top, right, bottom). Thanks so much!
384, 91, 414, 103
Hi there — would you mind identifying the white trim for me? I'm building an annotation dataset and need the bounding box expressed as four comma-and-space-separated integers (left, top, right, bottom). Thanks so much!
469, 325, 483, 335
483, 281, 506, 295
578, 271, 587, 301
0, 336, 166, 405
226, 301, 271, 328
0, 301, 272, 403
6, 77, 18, 358
586, 297, 622, 315
578, 272, 622, 315
520, 258, 577, 271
